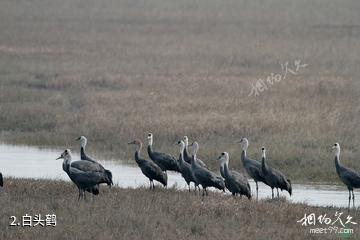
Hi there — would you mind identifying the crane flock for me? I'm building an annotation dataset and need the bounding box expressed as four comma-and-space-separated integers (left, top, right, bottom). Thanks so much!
0, 134, 358, 208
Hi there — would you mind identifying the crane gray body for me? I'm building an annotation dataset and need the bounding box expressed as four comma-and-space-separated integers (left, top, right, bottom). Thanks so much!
333, 143, 360, 208
77, 136, 113, 186
220, 164, 251, 199
261, 149, 292, 199
238, 138, 269, 199
241, 150, 267, 198
58, 150, 112, 200
189, 142, 225, 198
147, 133, 179, 172
147, 145, 179, 172
129, 140, 167, 189
177, 140, 198, 191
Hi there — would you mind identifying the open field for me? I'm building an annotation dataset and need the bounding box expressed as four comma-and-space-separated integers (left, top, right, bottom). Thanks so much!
1, 178, 359, 240
0, 0, 360, 182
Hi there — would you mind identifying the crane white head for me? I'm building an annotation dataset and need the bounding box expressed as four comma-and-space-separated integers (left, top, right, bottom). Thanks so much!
189, 141, 199, 156
238, 137, 249, 150
261, 146, 266, 159
183, 136, 189, 147
332, 143, 341, 158
128, 139, 143, 152
177, 140, 186, 153
56, 149, 72, 160
217, 152, 229, 165
76, 136, 87, 148
147, 133, 153, 146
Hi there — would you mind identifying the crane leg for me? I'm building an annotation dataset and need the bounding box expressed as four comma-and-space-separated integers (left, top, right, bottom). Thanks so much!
348, 189, 351, 210
201, 188, 206, 202
272, 188, 274, 199
352, 190, 355, 208
188, 184, 191, 192
78, 189, 84, 201
256, 181, 259, 200
277, 188, 279, 198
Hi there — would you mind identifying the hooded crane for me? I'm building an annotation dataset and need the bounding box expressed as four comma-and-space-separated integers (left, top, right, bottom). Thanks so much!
261, 147, 292, 199
147, 133, 179, 172
189, 141, 225, 199
217, 152, 251, 199
0, 172, 3, 187
238, 138, 268, 200
177, 140, 199, 191
128, 139, 167, 189
56, 149, 112, 200
332, 142, 360, 208
182, 136, 207, 168
76, 136, 113, 186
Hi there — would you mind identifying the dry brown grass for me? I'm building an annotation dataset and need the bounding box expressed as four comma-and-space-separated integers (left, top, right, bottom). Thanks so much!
0, 0, 360, 182
1, 178, 360, 240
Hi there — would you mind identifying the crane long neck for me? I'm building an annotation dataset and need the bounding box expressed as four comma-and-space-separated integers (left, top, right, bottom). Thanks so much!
240, 140, 248, 161
261, 154, 268, 173
219, 162, 225, 178
80, 146, 86, 159
241, 149, 247, 163
183, 145, 190, 160
148, 136, 153, 148
179, 143, 185, 163
179, 151, 185, 164
147, 139, 154, 157
135, 143, 143, 163
62, 156, 72, 173
191, 152, 198, 168
223, 158, 230, 178
334, 150, 342, 175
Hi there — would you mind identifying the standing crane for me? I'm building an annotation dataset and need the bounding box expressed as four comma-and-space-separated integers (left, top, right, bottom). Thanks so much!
182, 136, 207, 168
237, 138, 268, 199
147, 133, 179, 172
261, 147, 292, 199
177, 140, 198, 191
332, 142, 360, 208
217, 152, 251, 199
128, 139, 167, 189
189, 141, 225, 199
76, 136, 113, 186
56, 149, 112, 200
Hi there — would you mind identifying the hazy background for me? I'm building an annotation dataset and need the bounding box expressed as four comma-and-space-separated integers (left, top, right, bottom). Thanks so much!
0, 0, 359, 182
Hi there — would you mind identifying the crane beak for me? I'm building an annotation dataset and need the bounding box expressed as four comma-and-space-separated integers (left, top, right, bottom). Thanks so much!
128, 141, 135, 145
75, 137, 81, 141
56, 155, 63, 160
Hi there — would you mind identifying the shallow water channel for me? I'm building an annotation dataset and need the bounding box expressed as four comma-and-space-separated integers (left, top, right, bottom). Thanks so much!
0, 144, 351, 208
